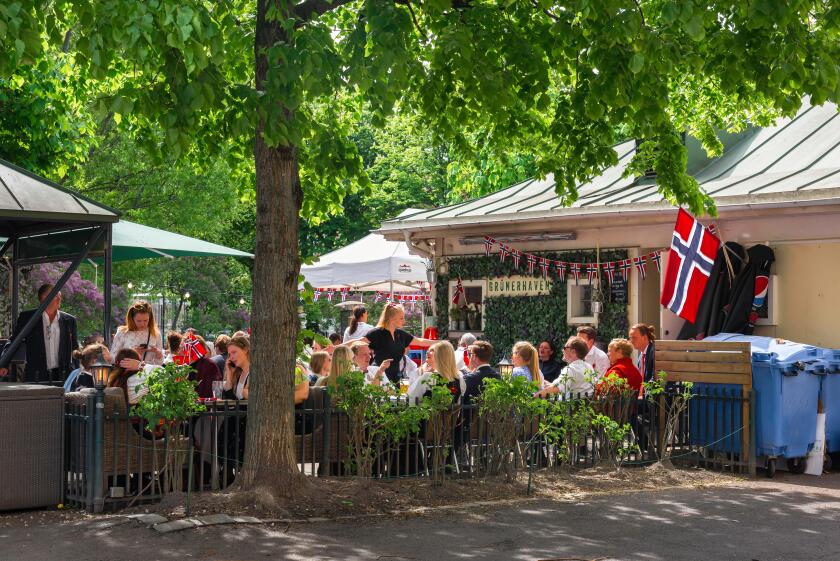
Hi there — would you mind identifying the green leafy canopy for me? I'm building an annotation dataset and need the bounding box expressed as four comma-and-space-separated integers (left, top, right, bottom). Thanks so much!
3, 1, 837, 216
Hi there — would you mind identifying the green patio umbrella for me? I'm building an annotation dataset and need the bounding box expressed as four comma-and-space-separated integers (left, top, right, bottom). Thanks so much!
110, 220, 253, 261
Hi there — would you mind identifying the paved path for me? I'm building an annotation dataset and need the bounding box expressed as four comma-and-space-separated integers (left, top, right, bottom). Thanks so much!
4, 474, 840, 561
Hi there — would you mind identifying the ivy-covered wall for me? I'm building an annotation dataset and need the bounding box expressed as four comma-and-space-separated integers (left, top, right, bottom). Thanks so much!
436, 250, 629, 361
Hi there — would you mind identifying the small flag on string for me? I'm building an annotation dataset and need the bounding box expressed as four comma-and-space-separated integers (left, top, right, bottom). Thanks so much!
340, 288, 349, 302
602, 262, 616, 284
313, 289, 321, 302
325, 290, 334, 302
512, 249, 522, 269
483, 236, 495, 256
539, 257, 549, 278
570, 263, 582, 284
555, 261, 567, 281
587, 263, 599, 283
499, 244, 509, 263
527, 254, 537, 274
650, 250, 662, 272
452, 276, 465, 305
374, 291, 383, 303
618, 259, 632, 280
633, 256, 648, 280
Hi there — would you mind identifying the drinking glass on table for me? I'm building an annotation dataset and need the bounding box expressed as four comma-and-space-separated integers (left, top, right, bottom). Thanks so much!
212, 380, 224, 400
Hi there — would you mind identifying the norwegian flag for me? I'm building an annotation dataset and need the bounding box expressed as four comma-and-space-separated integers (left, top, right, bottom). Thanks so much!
340, 288, 349, 302
633, 256, 648, 280
325, 290, 334, 302
649, 251, 662, 272
175, 334, 207, 365
618, 259, 632, 280
707, 223, 718, 237
313, 289, 322, 302
499, 244, 510, 263
660, 208, 722, 323
452, 276, 465, 305
555, 261, 567, 281
374, 291, 383, 303
602, 262, 616, 284
483, 236, 495, 256
511, 249, 522, 269
539, 257, 549, 278
570, 263, 582, 284
586, 263, 599, 283
527, 254, 537, 274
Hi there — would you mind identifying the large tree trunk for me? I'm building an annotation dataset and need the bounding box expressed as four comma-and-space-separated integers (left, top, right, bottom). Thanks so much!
237, 0, 305, 493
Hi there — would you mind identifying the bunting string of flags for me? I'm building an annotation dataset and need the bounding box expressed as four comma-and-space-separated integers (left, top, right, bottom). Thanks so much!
305, 286, 430, 303
481, 235, 691, 287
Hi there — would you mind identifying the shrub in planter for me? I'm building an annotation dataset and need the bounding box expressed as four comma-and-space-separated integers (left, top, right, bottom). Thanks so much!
478, 376, 545, 481
333, 371, 427, 484
132, 362, 205, 493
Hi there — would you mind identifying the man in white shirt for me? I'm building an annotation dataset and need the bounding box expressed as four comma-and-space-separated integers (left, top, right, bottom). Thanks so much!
0, 283, 78, 383
576, 326, 610, 379
536, 337, 596, 397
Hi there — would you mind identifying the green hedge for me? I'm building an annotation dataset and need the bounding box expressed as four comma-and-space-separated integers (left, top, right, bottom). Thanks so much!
436, 250, 629, 361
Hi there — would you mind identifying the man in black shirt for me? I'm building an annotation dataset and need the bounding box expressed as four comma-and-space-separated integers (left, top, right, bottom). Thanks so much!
462, 341, 500, 404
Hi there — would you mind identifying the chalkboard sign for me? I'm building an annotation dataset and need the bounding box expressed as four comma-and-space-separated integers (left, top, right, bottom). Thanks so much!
610, 279, 628, 304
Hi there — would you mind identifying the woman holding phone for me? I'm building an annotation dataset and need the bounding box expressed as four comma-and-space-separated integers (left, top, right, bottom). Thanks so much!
110, 300, 164, 365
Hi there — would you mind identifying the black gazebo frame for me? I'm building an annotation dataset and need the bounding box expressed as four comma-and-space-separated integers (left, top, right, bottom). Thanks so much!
0, 159, 119, 381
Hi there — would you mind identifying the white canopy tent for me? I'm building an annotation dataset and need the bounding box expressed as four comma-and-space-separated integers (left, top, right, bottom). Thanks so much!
300, 215, 429, 293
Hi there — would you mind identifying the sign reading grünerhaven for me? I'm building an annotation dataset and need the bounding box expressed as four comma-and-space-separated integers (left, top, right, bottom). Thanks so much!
486, 276, 553, 297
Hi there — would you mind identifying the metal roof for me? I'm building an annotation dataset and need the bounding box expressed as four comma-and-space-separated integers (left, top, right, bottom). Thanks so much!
381, 101, 840, 232
0, 158, 119, 236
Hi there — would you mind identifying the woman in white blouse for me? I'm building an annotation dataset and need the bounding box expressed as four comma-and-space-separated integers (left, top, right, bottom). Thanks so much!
408, 341, 466, 404
342, 305, 374, 343
110, 301, 164, 366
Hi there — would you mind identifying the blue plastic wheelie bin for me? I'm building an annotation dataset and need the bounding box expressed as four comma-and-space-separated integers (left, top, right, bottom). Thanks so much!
819, 353, 840, 454
751, 352, 824, 475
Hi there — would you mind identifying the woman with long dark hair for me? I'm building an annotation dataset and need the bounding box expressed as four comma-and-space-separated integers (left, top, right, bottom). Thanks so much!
342, 305, 373, 343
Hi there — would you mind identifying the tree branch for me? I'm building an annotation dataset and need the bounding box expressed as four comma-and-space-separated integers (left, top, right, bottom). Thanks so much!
294, 0, 357, 23
632, 0, 647, 28
531, 0, 561, 22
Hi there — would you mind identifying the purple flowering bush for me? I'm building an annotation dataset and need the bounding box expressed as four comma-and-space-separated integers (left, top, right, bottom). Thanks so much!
20, 262, 126, 339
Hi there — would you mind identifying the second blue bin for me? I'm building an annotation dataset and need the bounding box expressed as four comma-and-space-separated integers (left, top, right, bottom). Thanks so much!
751, 352, 823, 458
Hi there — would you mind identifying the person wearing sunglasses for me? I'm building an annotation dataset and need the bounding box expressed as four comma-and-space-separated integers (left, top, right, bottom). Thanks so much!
536, 336, 595, 398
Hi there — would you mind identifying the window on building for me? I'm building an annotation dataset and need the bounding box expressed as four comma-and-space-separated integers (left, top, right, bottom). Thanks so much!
567, 280, 597, 325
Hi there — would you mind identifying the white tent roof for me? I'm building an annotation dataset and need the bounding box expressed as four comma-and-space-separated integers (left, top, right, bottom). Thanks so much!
301, 213, 429, 292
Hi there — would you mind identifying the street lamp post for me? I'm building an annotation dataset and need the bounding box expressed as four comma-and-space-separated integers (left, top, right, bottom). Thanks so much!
89, 351, 112, 514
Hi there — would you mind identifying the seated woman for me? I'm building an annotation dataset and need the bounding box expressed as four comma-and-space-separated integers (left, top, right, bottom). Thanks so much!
315, 346, 353, 389
64, 343, 110, 392
597, 338, 643, 394
308, 351, 331, 386
107, 348, 143, 404
536, 336, 596, 398
223, 335, 251, 400
511, 341, 544, 388
408, 341, 466, 405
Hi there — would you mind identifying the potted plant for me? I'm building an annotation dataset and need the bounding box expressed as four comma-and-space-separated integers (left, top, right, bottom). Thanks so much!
448, 306, 461, 331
